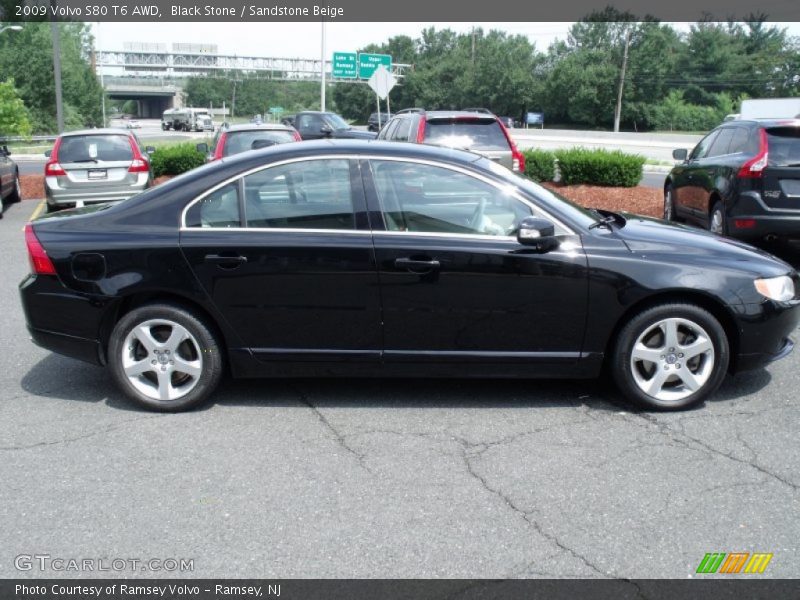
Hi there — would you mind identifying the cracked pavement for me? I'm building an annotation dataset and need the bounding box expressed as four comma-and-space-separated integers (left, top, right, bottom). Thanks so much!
1, 201, 799, 579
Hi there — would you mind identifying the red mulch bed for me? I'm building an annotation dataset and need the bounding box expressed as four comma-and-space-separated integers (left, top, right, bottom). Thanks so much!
20, 174, 663, 219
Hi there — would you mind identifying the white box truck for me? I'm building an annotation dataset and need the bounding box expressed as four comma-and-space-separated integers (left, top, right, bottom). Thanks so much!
740, 98, 800, 120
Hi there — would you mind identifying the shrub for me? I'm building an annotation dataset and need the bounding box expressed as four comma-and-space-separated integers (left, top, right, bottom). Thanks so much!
554, 148, 645, 187
521, 149, 556, 182
150, 143, 206, 177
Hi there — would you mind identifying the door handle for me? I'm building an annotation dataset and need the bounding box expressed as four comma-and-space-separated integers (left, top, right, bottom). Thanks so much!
204, 253, 248, 268
394, 257, 441, 272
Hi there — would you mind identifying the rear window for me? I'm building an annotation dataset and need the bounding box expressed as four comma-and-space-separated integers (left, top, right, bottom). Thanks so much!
222, 130, 296, 156
58, 135, 133, 162
766, 127, 800, 167
424, 119, 509, 151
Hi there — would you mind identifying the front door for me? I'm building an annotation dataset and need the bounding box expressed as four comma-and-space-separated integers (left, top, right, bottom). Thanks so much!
362, 158, 589, 373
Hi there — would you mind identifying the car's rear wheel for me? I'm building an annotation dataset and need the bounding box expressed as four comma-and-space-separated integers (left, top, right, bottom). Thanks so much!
612, 303, 729, 410
9, 172, 21, 203
108, 303, 223, 411
709, 201, 726, 235
663, 185, 677, 221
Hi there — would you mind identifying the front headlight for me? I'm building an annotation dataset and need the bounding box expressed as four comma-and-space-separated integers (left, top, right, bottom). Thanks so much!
754, 276, 795, 301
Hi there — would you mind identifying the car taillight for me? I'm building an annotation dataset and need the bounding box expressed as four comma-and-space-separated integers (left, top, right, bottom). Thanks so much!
416, 118, 426, 143
24, 223, 57, 276
211, 132, 228, 161
128, 158, 149, 173
737, 129, 768, 179
126, 135, 150, 173
45, 136, 65, 176
291, 129, 301, 142
44, 161, 66, 176
734, 219, 756, 229
498, 119, 525, 173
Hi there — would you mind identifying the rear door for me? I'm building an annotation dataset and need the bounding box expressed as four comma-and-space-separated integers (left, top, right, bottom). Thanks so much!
179, 157, 382, 363
761, 126, 800, 211
424, 117, 513, 169
673, 129, 719, 220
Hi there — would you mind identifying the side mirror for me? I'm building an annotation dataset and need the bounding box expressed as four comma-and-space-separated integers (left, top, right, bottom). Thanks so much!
672, 148, 688, 161
517, 217, 558, 252
44, 149, 52, 158
320, 124, 333, 136
195, 143, 208, 154
145, 146, 155, 154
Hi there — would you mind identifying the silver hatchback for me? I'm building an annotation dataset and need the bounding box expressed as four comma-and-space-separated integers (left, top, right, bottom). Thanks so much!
45, 129, 153, 210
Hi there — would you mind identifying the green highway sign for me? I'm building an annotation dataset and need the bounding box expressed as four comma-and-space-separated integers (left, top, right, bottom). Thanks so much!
269, 107, 284, 114
332, 52, 358, 78
358, 53, 392, 79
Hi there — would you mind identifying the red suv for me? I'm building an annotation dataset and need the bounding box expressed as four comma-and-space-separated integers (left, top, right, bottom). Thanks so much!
377, 109, 525, 173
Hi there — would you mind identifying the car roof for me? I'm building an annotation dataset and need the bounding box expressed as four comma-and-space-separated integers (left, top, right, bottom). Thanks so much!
719, 118, 800, 128
216, 139, 484, 169
223, 123, 295, 132
423, 111, 499, 121
59, 128, 134, 137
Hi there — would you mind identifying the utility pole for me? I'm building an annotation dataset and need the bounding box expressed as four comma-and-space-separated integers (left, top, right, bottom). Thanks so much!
320, 22, 326, 111
50, 1, 64, 133
613, 27, 632, 133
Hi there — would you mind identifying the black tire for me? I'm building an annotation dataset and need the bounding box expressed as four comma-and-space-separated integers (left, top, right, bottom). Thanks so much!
9, 171, 22, 203
663, 185, 677, 222
612, 303, 729, 411
108, 302, 224, 411
709, 200, 727, 236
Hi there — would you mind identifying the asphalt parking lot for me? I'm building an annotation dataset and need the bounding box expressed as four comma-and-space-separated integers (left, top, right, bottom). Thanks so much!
1, 199, 799, 579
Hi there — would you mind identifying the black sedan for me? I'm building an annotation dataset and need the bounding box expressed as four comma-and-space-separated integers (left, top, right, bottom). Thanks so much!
20, 140, 800, 412
0, 144, 22, 218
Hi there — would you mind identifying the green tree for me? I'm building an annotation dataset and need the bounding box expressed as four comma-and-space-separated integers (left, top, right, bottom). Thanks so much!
0, 78, 31, 136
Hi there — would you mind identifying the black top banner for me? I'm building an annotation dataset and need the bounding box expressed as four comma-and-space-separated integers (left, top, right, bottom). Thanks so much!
2, 0, 800, 22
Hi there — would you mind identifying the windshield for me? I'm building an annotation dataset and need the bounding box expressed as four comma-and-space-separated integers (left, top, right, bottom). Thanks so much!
425, 119, 509, 150
58, 135, 133, 162
477, 158, 602, 230
325, 113, 351, 130
223, 130, 295, 156
766, 127, 800, 167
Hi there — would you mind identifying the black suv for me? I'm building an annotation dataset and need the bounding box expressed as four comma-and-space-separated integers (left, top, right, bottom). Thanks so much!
664, 119, 800, 243
377, 109, 525, 173
367, 112, 392, 132
293, 111, 376, 141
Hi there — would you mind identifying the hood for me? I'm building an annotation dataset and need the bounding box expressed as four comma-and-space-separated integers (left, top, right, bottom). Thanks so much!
612, 212, 792, 276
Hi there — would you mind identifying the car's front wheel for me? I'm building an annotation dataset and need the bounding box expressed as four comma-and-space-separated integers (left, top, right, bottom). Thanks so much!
663, 185, 676, 221
108, 303, 224, 411
9, 172, 21, 203
612, 303, 729, 410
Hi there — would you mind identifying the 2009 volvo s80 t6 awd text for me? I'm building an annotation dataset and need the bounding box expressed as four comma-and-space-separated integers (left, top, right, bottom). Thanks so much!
20, 140, 800, 412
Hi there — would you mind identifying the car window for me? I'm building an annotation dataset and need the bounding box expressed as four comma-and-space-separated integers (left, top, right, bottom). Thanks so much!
223, 130, 296, 156
728, 128, 750, 154
185, 182, 241, 228
766, 127, 800, 167
706, 128, 736, 157
423, 119, 509, 151
382, 119, 400, 140
296, 114, 322, 133
377, 119, 396, 140
58, 135, 133, 162
394, 118, 413, 142
369, 160, 532, 236
243, 159, 355, 230
689, 130, 719, 160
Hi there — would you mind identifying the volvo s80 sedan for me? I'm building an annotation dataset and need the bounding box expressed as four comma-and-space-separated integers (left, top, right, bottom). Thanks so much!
20, 140, 800, 412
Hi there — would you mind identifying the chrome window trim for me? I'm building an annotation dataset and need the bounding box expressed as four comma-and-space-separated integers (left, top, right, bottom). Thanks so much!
180, 153, 574, 237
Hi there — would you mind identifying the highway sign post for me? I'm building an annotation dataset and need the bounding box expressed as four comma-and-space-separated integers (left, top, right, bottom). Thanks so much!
368, 65, 397, 130
332, 52, 357, 79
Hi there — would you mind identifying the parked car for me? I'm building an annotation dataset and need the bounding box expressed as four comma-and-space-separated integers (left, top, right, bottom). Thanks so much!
126, 120, 142, 129
44, 128, 154, 211
0, 145, 22, 219
367, 111, 392, 132
377, 109, 526, 173
664, 118, 800, 243
197, 123, 300, 160
293, 111, 376, 141
21, 140, 799, 412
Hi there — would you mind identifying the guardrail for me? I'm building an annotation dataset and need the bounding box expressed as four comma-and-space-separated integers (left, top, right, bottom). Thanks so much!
0, 135, 57, 143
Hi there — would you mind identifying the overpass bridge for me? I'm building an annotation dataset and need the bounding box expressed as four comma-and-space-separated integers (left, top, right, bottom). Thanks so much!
96, 45, 412, 117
